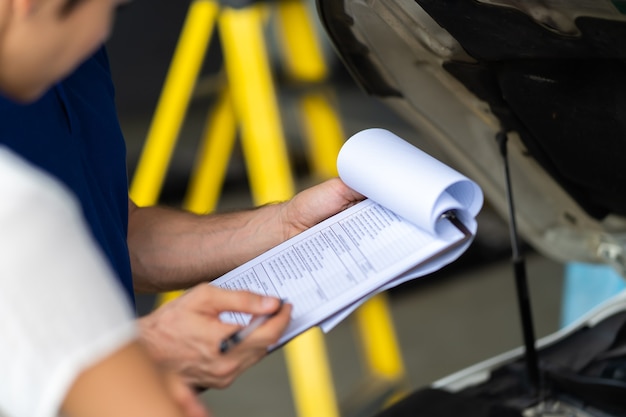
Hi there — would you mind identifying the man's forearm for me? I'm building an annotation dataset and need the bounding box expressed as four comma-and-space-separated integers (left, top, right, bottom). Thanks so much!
128, 200, 288, 293
128, 179, 363, 293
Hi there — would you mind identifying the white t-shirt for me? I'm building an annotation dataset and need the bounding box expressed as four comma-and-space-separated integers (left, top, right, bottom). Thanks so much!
0, 147, 137, 417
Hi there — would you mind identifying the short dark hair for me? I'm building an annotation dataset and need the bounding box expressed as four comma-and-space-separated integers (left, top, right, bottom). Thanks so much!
59, 0, 87, 16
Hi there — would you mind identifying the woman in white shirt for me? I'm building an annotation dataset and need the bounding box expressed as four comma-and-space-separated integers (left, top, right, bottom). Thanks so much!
0, 0, 210, 416
0, 148, 208, 417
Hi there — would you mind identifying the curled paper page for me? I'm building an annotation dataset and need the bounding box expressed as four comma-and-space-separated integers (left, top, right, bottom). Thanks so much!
337, 128, 483, 235
317, 129, 485, 332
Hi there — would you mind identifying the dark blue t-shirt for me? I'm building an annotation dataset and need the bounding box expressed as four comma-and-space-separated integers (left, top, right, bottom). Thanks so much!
0, 48, 134, 304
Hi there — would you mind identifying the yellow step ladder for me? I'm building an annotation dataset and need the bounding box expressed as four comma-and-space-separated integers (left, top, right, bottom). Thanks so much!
129, 1, 409, 415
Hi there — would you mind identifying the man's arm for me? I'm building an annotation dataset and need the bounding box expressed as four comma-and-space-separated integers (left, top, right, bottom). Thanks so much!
130, 178, 362, 388
128, 178, 363, 292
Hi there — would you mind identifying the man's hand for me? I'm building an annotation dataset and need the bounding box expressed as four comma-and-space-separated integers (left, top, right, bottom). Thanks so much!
279, 177, 364, 239
138, 285, 291, 389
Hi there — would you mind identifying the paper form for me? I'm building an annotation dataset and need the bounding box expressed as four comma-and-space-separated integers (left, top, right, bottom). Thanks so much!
211, 128, 483, 348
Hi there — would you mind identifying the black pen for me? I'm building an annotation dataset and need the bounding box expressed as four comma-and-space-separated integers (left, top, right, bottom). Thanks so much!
219, 299, 285, 354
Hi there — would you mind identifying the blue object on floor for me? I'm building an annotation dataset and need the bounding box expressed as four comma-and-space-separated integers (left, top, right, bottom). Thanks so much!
561, 262, 626, 328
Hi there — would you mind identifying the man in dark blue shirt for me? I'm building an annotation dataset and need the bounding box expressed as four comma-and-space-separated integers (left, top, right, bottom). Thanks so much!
0, 49, 134, 298
0, 46, 362, 389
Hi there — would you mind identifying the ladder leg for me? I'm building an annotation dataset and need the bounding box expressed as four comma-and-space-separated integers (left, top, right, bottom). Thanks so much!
276, 0, 409, 395
156, 89, 238, 308
297, 91, 345, 180
131, 0, 219, 307
219, 5, 340, 417
275, 0, 327, 82
219, 4, 294, 204
130, 0, 219, 207
183, 88, 238, 215
354, 294, 408, 387
284, 330, 341, 417
275, 0, 342, 179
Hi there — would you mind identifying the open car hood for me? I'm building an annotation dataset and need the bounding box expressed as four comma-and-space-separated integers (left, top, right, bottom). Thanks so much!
316, 0, 626, 276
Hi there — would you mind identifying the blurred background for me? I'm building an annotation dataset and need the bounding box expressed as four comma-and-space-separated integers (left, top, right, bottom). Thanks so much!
105, 1, 564, 415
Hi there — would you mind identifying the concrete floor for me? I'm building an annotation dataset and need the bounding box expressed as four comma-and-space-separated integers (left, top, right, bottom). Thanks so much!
106, 6, 566, 415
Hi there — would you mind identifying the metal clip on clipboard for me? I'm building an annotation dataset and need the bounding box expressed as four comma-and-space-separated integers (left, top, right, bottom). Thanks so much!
441, 211, 472, 239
